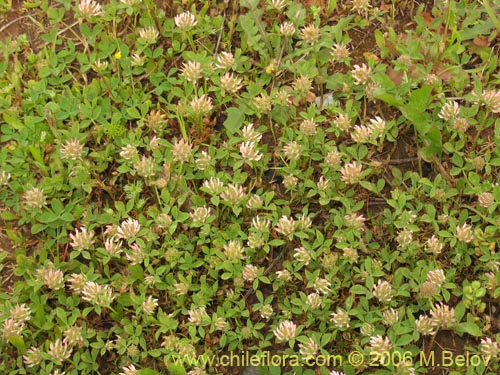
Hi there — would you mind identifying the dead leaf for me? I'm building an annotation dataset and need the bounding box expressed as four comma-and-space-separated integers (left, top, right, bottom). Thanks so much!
421, 12, 434, 27
473, 36, 489, 47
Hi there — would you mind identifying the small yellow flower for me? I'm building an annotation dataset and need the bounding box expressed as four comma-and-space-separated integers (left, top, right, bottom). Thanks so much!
114, 51, 122, 59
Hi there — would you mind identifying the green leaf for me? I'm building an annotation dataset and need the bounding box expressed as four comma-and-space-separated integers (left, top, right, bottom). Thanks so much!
419, 126, 442, 162
455, 322, 482, 337
1, 211, 17, 221
8, 335, 26, 354
138, 369, 163, 375
349, 285, 368, 294
224, 107, 245, 134
166, 363, 187, 375
126, 107, 142, 119
407, 85, 433, 113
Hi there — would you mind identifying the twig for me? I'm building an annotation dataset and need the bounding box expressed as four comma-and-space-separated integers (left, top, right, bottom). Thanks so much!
0, 15, 32, 34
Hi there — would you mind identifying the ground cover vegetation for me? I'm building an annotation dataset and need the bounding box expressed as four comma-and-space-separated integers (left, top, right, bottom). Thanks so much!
0, 0, 500, 374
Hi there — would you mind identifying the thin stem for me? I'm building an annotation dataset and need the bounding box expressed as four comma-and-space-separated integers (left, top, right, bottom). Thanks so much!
482, 0, 500, 34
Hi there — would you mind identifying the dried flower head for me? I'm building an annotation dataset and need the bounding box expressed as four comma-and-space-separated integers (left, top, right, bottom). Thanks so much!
351, 0, 371, 14
293, 76, 313, 94
382, 308, 399, 326
369, 335, 392, 355
253, 93, 272, 112
480, 90, 500, 113
67, 273, 87, 293
299, 337, 319, 358
60, 139, 85, 160
37, 264, 64, 290
119, 364, 138, 375
203, 177, 224, 195
275, 216, 296, 237
142, 296, 158, 315
23, 347, 43, 368
117, 218, 141, 239
133, 156, 155, 178
274, 320, 297, 342
430, 303, 457, 329
70, 227, 95, 252
174, 11, 197, 30
242, 264, 259, 282
181, 61, 202, 83
171, 138, 192, 163
24, 187, 46, 209
214, 51, 235, 70
246, 194, 263, 209
294, 246, 311, 265
372, 279, 392, 303
330, 43, 350, 63
48, 338, 72, 363
78, 0, 104, 18
419, 281, 438, 298
325, 149, 342, 166
340, 162, 363, 184
0, 170, 11, 185
300, 119, 317, 136
314, 278, 331, 294
351, 63, 372, 85
334, 113, 352, 132
9, 304, 31, 323
438, 100, 460, 121
240, 141, 263, 161
426, 235, 444, 254
126, 243, 145, 266
351, 124, 373, 143
120, 144, 138, 160
415, 315, 435, 335
331, 308, 350, 329
188, 307, 209, 326
145, 110, 166, 134
283, 141, 303, 161
1, 318, 24, 339
300, 24, 320, 45
426, 269, 446, 287
138, 27, 159, 44
220, 72, 243, 93
81, 281, 114, 307
220, 184, 245, 204
455, 222, 474, 243
478, 192, 495, 208
190, 95, 213, 114
280, 22, 296, 37
224, 240, 245, 261
307, 293, 322, 309
479, 337, 499, 359
63, 325, 84, 347
260, 304, 274, 319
